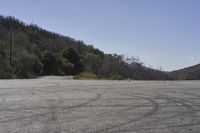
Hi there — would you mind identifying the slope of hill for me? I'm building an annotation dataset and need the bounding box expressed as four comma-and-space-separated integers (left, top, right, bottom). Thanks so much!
170, 64, 200, 80
0, 15, 169, 79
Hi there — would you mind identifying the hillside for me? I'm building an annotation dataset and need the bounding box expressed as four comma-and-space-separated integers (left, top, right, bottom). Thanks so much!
170, 64, 200, 80
0, 15, 170, 79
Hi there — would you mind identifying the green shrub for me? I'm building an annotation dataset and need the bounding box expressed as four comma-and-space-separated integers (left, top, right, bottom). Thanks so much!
75, 72, 97, 80
109, 75, 123, 80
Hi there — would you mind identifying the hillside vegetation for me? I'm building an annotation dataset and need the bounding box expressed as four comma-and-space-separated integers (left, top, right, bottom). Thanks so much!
0, 15, 172, 80
170, 64, 200, 80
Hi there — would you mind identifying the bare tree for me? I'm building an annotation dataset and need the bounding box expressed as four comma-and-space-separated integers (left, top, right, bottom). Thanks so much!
9, 26, 13, 65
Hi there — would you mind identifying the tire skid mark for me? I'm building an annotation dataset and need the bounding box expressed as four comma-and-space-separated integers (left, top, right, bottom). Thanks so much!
158, 93, 199, 123
0, 90, 36, 121
133, 91, 200, 132
123, 120, 200, 132
1, 81, 200, 133
136, 92, 199, 131
89, 93, 159, 133
177, 91, 200, 123
0, 89, 101, 124
9, 86, 65, 133
1, 89, 101, 133
112, 91, 200, 133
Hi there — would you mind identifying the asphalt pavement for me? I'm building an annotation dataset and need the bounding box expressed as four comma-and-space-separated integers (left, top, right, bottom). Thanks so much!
0, 77, 200, 133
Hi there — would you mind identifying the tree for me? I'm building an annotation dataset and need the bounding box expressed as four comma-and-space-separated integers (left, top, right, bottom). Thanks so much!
0, 43, 6, 59
33, 55, 43, 75
62, 47, 80, 64
62, 47, 83, 74
13, 54, 43, 78
58, 57, 74, 75
82, 52, 102, 74
31, 44, 41, 58
41, 51, 57, 75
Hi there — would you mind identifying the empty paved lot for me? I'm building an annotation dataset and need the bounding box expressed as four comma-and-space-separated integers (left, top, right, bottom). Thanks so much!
0, 77, 200, 133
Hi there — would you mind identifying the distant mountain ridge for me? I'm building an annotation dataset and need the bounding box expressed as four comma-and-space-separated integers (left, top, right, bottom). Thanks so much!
170, 64, 200, 80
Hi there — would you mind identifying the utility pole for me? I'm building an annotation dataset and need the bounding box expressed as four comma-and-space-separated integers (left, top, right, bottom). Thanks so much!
9, 26, 13, 66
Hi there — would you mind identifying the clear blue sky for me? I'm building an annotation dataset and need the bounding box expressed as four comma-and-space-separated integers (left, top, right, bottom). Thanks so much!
1, 0, 200, 71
